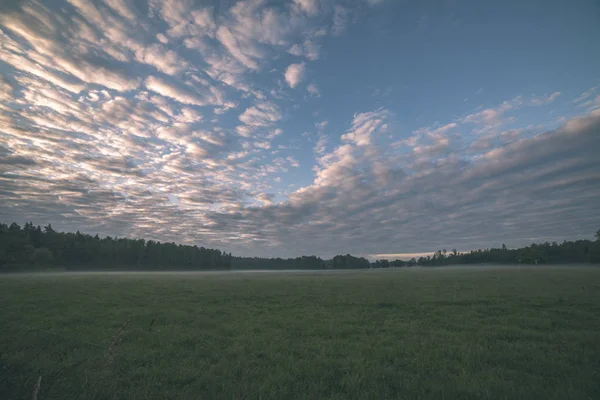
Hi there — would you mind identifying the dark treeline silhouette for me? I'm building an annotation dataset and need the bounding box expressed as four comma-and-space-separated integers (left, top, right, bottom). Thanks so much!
371, 232, 600, 268
0, 222, 232, 270
0, 222, 371, 271
231, 256, 326, 270
231, 254, 370, 270
0, 221, 599, 271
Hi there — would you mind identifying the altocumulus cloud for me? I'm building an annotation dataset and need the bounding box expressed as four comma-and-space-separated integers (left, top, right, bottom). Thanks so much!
0, 0, 599, 258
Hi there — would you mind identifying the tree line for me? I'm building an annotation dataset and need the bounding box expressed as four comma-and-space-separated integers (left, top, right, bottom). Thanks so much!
0, 221, 598, 271
0, 222, 370, 271
0, 222, 232, 271
372, 232, 600, 267
231, 254, 371, 270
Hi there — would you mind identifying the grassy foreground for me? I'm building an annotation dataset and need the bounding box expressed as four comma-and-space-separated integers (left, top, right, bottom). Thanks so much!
1, 267, 599, 400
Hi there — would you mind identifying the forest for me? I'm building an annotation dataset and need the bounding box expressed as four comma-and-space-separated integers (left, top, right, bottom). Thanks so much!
0, 221, 598, 271
385, 237, 600, 267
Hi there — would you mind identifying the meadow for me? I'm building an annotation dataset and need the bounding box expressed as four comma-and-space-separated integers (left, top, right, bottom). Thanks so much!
1, 267, 599, 399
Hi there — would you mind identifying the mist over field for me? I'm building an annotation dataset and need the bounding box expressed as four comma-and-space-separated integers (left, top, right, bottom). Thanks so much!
2, 263, 597, 277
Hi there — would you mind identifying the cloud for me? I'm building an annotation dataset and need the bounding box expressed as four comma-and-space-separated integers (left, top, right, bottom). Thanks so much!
314, 134, 328, 155
332, 5, 350, 36
458, 94, 554, 134
530, 91, 561, 106
293, 0, 320, 16
316, 120, 328, 132
284, 63, 306, 88
214, 101, 238, 115
307, 83, 320, 97
236, 102, 282, 137
104, 0, 140, 21
277, 112, 598, 256
2, 102, 599, 257
211, 0, 320, 72
0, 3, 140, 92
1, 0, 597, 259
0, 46, 86, 93
571, 86, 600, 112
216, 26, 261, 70
572, 86, 598, 104
0, 154, 38, 173
156, 33, 168, 43
287, 156, 300, 167
144, 76, 220, 106
288, 39, 321, 60
238, 102, 281, 127
462, 105, 509, 127
134, 44, 188, 75
0, 74, 15, 99
410, 122, 457, 141
341, 108, 389, 146
257, 192, 275, 205
150, 0, 190, 24
412, 136, 450, 156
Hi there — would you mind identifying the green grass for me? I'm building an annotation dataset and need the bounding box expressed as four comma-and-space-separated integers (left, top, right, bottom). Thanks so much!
1, 267, 599, 399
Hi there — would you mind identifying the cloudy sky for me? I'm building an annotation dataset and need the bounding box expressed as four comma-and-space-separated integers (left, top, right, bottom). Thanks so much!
1, 0, 599, 259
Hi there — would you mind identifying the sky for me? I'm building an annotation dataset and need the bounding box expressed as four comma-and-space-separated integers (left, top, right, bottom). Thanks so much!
0, 0, 599, 259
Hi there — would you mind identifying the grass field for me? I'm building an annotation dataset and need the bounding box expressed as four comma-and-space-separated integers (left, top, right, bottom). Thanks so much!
1, 267, 599, 400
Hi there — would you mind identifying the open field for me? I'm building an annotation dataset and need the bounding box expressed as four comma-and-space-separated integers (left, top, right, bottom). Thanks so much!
1, 267, 600, 399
